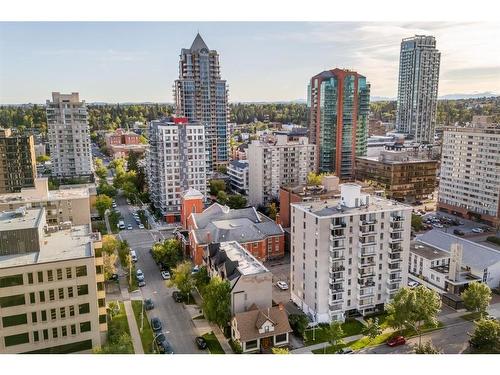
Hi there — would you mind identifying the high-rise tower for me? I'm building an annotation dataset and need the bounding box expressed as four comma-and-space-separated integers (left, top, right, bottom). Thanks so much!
174, 33, 229, 172
396, 35, 440, 144
307, 68, 370, 179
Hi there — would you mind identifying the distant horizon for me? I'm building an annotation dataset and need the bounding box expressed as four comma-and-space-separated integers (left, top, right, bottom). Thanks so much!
1, 22, 499, 104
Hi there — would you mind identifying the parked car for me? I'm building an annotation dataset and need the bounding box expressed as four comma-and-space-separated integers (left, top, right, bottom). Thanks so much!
472, 227, 484, 233
144, 298, 154, 310
138, 224, 145, 229
127, 224, 133, 230
138, 280, 146, 287
195, 336, 207, 350
453, 229, 465, 236
172, 291, 183, 303
386, 336, 406, 347
151, 317, 162, 332
191, 265, 200, 275
130, 250, 138, 262
408, 280, 419, 288
158, 340, 174, 354
108, 273, 119, 281
276, 281, 289, 290
136, 269, 145, 281
155, 333, 166, 344
337, 347, 353, 354
161, 271, 171, 280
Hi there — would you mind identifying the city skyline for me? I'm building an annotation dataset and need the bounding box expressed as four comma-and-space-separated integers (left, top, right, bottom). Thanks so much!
1, 22, 499, 104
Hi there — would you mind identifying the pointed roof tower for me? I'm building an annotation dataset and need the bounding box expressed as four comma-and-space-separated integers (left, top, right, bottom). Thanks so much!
190, 33, 209, 52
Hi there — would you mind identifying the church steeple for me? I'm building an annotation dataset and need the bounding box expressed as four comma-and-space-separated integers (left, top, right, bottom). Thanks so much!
190, 33, 209, 51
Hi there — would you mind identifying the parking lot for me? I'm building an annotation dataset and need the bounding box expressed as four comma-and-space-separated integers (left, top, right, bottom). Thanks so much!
419, 211, 496, 237
264, 253, 291, 305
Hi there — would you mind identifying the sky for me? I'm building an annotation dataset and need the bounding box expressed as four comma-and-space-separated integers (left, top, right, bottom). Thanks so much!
0, 22, 499, 104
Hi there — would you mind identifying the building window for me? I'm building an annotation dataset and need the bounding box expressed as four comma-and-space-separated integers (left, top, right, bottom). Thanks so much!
57, 269, 63, 280
39, 291, 45, 303
49, 289, 55, 301
52, 327, 58, 339
79, 303, 90, 315
66, 268, 72, 279
68, 287, 74, 298
58, 288, 64, 300
27, 273, 34, 284
41, 310, 47, 322
69, 306, 75, 317
62, 326, 67, 337
2, 313, 28, 327
70, 324, 76, 335
80, 321, 91, 333
32, 311, 37, 323
47, 270, 53, 282
245, 339, 258, 350
33, 331, 39, 342
43, 329, 48, 340
275, 333, 287, 344
4, 333, 30, 347
51, 309, 56, 320
77, 285, 89, 296
0, 294, 25, 308
0, 274, 24, 288
60, 307, 66, 319
37, 271, 43, 283
76, 266, 87, 277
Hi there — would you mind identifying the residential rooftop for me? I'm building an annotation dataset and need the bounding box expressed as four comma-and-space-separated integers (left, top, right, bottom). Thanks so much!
410, 242, 449, 260
0, 207, 44, 231
0, 224, 95, 269
219, 241, 269, 276
416, 229, 500, 269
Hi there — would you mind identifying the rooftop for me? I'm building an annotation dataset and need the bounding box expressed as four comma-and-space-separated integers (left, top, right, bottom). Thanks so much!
0, 224, 94, 269
191, 204, 283, 245
219, 241, 269, 276
0, 207, 44, 231
233, 305, 292, 342
416, 230, 500, 269
411, 242, 449, 260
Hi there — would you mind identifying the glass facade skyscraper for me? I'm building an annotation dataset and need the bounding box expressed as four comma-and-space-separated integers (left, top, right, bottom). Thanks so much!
396, 35, 440, 144
174, 34, 229, 171
308, 69, 370, 179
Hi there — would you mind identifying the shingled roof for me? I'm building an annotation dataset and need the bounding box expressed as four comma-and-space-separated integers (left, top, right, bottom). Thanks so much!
232, 305, 292, 342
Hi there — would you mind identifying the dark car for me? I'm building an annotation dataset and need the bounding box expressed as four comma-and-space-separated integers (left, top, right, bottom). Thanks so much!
108, 273, 119, 281
195, 336, 207, 350
453, 229, 465, 236
172, 291, 183, 303
158, 340, 174, 354
387, 336, 406, 347
337, 347, 353, 354
151, 317, 162, 332
155, 333, 166, 345
144, 298, 154, 310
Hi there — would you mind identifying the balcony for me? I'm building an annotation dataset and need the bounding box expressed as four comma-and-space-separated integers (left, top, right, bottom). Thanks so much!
359, 259, 376, 268
388, 244, 403, 254
330, 241, 346, 250
389, 223, 404, 232
330, 229, 346, 240
330, 221, 347, 229
358, 298, 375, 308
331, 265, 345, 272
389, 234, 403, 243
358, 246, 376, 258
390, 215, 404, 223
387, 275, 402, 284
357, 285, 375, 297
359, 238, 376, 247
329, 271, 345, 283
388, 265, 402, 273
388, 254, 403, 264
360, 218, 377, 225
329, 303, 343, 312
359, 269, 376, 278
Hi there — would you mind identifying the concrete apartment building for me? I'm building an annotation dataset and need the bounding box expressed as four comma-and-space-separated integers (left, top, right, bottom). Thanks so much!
0, 178, 92, 226
46, 92, 93, 179
290, 183, 412, 322
247, 134, 316, 206
227, 159, 249, 195
396, 36, 441, 144
204, 242, 272, 314
174, 33, 229, 171
355, 150, 438, 203
0, 128, 36, 194
409, 230, 500, 307
438, 124, 500, 226
0, 207, 106, 353
308, 68, 370, 179
146, 117, 207, 223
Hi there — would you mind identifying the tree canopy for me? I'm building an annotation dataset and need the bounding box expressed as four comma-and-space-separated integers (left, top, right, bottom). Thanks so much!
168, 261, 194, 301
202, 276, 231, 328
461, 282, 492, 316
469, 318, 500, 353
95, 194, 113, 218
151, 239, 183, 270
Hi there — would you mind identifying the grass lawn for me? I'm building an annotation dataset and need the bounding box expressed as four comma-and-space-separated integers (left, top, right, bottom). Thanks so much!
99, 301, 134, 353
365, 311, 390, 329
304, 319, 364, 346
460, 312, 482, 322
131, 300, 154, 354
202, 332, 225, 354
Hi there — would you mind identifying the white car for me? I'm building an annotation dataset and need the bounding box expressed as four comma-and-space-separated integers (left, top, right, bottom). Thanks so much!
276, 281, 289, 290
472, 228, 484, 233
127, 224, 133, 230
161, 271, 171, 280
138, 224, 145, 229
408, 280, 419, 288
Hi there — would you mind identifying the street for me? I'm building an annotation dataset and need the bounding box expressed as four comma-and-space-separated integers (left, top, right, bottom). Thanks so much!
358, 320, 474, 354
114, 196, 201, 354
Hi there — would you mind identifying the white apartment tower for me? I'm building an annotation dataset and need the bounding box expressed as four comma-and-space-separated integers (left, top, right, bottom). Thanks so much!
438, 124, 500, 227
146, 117, 207, 222
46, 92, 93, 179
396, 36, 440, 144
290, 184, 412, 322
248, 134, 316, 206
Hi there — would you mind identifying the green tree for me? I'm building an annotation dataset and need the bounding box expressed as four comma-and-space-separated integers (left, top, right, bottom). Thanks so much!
469, 318, 500, 353
217, 190, 228, 205
103, 252, 118, 280
306, 171, 322, 186
93, 332, 133, 354
151, 239, 183, 270
288, 314, 309, 338
168, 261, 194, 302
226, 194, 247, 209
36, 155, 50, 163
202, 276, 231, 328
411, 214, 423, 231
461, 282, 492, 317
97, 182, 117, 197
102, 234, 119, 255
217, 165, 228, 174
95, 194, 113, 218
268, 202, 278, 220
362, 317, 382, 342
386, 286, 441, 345
326, 321, 345, 350
193, 266, 210, 294
414, 341, 442, 354
209, 179, 226, 196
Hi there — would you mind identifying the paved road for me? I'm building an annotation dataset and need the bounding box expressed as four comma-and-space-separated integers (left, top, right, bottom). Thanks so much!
114, 197, 200, 354
358, 320, 474, 354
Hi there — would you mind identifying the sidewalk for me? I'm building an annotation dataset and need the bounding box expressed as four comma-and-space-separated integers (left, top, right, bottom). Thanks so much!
123, 300, 144, 354
291, 334, 364, 354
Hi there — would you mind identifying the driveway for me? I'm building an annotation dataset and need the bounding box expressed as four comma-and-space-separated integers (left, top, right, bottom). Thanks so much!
265, 253, 291, 305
